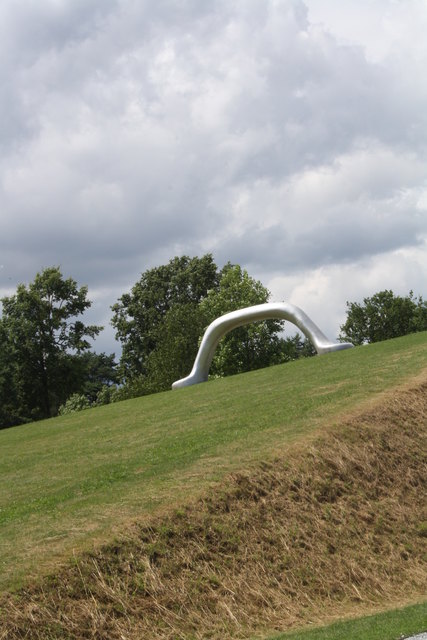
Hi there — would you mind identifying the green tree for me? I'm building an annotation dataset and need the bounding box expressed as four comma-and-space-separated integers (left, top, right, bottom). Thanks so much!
339, 289, 427, 345
145, 302, 207, 391
0, 267, 102, 423
0, 319, 22, 428
76, 351, 118, 403
112, 255, 316, 396
111, 254, 218, 381
199, 264, 284, 377
281, 333, 316, 362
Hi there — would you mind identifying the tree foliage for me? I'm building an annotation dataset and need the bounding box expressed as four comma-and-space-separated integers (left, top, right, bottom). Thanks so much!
111, 254, 218, 382
0, 320, 21, 428
145, 302, 207, 390
199, 264, 285, 377
281, 333, 316, 361
58, 393, 91, 415
0, 258, 320, 428
0, 267, 102, 426
111, 256, 317, 396
339, 290, 427, 345
76, 352, 119, 404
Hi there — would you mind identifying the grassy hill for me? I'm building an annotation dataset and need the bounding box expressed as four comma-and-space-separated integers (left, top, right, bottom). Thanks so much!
0, 332, 426, 638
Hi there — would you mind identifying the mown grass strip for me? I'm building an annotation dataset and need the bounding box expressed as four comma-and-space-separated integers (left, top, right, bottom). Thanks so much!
268, 602, 427, 640
1, 332, 427, 591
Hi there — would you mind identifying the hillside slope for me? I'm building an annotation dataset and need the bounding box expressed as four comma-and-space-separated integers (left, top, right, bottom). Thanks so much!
1, 371, 426, 639
0, 333, 426, 638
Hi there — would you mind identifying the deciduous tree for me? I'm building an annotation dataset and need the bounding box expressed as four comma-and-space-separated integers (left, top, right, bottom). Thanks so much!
111, 254, 218, 381
339, 290, 427, 345
0, 319, 21, 428
0, 267, 101, 423
112, 256, 316, 396
199, 264, 285, 377
76, 351, 118, 404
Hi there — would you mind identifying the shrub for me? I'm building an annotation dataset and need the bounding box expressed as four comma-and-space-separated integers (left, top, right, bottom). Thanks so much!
58, 393, 91, 415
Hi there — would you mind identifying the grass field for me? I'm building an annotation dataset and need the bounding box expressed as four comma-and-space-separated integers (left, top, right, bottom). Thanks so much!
0, 332, 426, 638
270, 602, 427, 640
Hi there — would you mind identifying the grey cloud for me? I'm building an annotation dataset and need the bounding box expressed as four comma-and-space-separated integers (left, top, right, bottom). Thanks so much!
0, 0, 426, 354
0, 1, 119, 60
215, 202, 427, 275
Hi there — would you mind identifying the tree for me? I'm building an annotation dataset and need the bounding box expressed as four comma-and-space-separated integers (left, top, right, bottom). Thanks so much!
199, 264, 285, 377
281, 333, 316, 362
111, 254, 218, 381
339, 290, 427, 345
145, 302, 207, 391
0, 319, 22, 428
76, 352, 118, 404
0, 267, 102, 424
112, 255, 316, 396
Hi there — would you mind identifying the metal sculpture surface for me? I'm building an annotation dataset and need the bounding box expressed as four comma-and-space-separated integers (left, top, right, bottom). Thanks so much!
172, 302, 353, 389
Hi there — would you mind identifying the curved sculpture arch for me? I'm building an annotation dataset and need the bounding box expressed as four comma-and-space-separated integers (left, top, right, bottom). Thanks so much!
172, 302, 353, 389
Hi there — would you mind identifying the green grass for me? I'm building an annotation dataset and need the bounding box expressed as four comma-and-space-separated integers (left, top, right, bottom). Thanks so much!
268, 601, 427, 640
1, 331, 427, 592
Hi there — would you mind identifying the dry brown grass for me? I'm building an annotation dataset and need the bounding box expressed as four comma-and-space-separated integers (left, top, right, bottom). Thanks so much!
1, 378, 426, 639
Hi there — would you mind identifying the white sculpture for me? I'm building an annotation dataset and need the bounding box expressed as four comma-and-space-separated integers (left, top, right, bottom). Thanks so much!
172, 302, 353, 389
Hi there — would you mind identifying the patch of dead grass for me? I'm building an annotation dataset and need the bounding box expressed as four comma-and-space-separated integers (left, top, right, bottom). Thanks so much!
1, 378, 426, 639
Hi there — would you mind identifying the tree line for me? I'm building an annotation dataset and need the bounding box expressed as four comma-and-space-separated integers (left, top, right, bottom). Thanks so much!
1, 256, 426, 429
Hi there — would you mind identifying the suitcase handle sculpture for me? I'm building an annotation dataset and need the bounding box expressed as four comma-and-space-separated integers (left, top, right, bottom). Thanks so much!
172, 302, 353, 389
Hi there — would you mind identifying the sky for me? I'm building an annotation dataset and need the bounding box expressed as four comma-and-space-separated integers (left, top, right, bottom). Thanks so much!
1, 0, 426, 356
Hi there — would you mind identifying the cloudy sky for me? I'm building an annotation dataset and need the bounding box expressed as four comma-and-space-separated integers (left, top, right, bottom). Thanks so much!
1, 0, 426, 356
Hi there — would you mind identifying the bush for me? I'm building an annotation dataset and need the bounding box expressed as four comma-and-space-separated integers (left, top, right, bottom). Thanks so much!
58, 393, 91, 415
109, 376, 158, 402
95, 385, 115, 406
